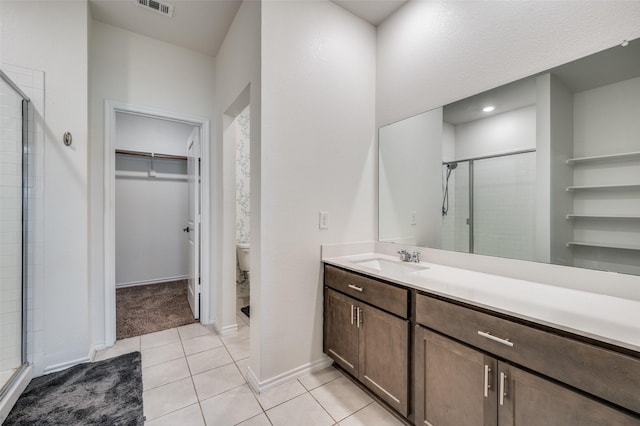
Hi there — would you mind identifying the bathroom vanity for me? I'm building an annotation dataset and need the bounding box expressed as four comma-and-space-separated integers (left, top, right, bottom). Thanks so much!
322, 247, 640, 425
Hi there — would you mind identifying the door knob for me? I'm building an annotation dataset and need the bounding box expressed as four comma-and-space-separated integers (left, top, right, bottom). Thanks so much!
183, 226, 190, 233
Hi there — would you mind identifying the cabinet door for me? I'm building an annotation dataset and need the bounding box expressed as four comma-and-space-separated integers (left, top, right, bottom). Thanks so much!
498, 363, 640, 426
415, 326, 497, 426
358, 302, 410, 416
324, 287, 359, 376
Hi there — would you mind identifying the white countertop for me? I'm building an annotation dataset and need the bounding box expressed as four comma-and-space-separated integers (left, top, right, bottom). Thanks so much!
323, 251, 640, 354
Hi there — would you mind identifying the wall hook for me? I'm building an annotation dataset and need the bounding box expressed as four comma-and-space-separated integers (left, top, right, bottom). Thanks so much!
63, 132, 72, 146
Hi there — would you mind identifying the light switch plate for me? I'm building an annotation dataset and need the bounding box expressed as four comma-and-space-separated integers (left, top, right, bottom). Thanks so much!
319, 211, 329, 229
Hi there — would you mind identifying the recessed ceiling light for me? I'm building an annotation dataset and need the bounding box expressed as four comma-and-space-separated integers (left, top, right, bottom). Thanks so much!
482, 106, 495, 113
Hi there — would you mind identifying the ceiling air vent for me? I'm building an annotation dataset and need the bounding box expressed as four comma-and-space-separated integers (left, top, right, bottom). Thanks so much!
136, 0, 174, 17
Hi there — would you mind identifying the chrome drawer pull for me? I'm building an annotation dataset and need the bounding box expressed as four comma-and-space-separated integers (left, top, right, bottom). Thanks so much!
499, 371, 507, 406
348, 284, 363, 292
478, 331, 514, 347
483, 364, 491, 398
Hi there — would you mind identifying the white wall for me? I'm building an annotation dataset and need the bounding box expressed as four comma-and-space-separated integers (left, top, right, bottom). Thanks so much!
115, 112, 194, 156
90, 20, 215, 347
1, 0, 90, 373
260, 0, 376, 385
114, 114, 193, 286
453, 106, 536, 159
211, 0, 261, 374
377, 1, 640, 127
379, 109, 442, 247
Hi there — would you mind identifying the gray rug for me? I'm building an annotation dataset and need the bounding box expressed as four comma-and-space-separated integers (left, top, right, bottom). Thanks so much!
4, 352, 143, 425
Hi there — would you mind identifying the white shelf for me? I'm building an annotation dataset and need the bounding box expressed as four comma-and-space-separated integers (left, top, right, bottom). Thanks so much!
566, 184, 640, 191
566, 214, 640, 219
567, 241, 640, 251
566, 151, 640, 165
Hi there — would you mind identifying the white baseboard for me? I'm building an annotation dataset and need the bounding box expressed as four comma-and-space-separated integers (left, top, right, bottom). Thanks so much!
115, 275, 188, 289
0, 364, 33, 424
43, 356, 91, 375
247, 356, 333, 394
215, 323, 239, 335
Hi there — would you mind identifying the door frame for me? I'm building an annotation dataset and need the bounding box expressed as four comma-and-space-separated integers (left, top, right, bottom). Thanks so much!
103, 100, 211, 346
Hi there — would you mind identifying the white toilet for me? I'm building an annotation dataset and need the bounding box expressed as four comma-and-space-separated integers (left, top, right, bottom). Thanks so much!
237, 243, 250, 280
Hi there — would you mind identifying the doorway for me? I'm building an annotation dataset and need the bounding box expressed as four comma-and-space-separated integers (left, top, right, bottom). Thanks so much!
104, 101, 211, 347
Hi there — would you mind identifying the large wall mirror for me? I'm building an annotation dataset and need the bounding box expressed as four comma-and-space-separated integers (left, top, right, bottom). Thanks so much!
379, 38, 640, 275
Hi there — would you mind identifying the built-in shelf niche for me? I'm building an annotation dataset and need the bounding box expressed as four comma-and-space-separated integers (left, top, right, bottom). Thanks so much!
566, 151, 640, 165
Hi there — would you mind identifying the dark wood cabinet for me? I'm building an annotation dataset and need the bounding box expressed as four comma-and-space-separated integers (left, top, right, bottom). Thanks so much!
498, 363, 640, 426
323, 269, 410, 416
415, 326, 497, 426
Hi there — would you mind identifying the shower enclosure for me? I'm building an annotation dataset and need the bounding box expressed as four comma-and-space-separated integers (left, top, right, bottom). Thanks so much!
441, 150, 537, 261
0, 69, 31, 398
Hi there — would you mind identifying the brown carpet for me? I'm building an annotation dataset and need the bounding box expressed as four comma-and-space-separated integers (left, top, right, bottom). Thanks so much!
116, 280, 197, 340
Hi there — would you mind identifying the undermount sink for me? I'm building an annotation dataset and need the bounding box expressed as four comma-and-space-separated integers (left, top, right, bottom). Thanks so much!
352, 257, 429, 273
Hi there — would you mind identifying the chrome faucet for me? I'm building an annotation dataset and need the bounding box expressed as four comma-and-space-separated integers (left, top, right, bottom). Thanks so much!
397, 249, 411, 262
410, 251, 422, 263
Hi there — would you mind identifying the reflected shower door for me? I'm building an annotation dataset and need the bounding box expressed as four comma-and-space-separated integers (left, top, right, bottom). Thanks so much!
473, 152, 536, 261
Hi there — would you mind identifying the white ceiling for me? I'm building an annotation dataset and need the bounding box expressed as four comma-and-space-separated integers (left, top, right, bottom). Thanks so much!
89, 0, 407, 58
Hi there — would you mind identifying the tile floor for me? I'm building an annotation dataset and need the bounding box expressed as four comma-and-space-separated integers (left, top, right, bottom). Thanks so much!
93, 312, 405, 426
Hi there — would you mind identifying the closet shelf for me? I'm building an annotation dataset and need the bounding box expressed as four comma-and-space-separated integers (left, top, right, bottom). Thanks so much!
566, 214, 640, 219
116, 149, 187, 161
566, 183, 640, 191
566, 151, 640, 165
566, 241, 640, 251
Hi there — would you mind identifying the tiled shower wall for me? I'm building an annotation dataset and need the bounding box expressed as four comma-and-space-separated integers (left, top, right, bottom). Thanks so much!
0, 64, 45, 376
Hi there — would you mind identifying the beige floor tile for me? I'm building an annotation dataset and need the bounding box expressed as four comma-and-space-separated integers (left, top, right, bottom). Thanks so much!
144, 403, 204, 426
237, 413, 272, 426
182, 333, 223, 356
141, 328, 180, 350
187, 347, 233, 375
192, 363, 246, 401
298, 366, 343, 391
338, 402, 405, 426
199, 384, 263, 426
225, 337, 250, 361
142, 342, 184, 368
143, 377, 198, 421
178, 322, 215, 340
93, 336, 140, 362
143, 357, 191, 390
266, 393, 334, 426
254, 379, 307, 410
310, 376, 372, 422
235, 357, 251, 380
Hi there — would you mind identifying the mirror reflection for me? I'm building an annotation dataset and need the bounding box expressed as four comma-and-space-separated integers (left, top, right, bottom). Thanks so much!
379, 39, 640, 275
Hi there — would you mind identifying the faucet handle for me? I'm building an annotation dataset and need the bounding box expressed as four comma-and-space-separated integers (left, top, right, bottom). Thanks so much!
397, 249, 410, 261
410, 251, 422, 263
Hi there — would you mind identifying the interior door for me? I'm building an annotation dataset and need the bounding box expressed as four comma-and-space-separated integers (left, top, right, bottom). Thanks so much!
186, 127, 200, 319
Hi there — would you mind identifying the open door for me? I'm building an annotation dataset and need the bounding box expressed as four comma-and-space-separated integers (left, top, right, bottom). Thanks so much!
186, 128, 200, 319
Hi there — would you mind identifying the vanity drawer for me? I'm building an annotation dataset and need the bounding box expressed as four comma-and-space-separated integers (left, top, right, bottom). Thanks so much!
416, 293, 640, 415
324, 265, 408, 318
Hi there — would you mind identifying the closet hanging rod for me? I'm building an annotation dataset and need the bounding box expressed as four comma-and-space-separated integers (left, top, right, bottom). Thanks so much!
115, 149, 187, 161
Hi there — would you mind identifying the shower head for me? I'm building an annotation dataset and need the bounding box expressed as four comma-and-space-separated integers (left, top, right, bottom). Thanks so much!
447, 162, 458, 170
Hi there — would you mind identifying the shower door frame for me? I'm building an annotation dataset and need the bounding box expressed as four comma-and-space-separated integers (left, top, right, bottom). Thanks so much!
0, 69, 31, 399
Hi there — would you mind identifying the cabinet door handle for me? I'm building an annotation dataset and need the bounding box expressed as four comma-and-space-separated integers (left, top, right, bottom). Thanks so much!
483, 364, 492, 398
357, 307, 362, 328
348, 284, 363, 292
350, 304, 354, 325
499, 371, 507, 406
478, 331, 514, 347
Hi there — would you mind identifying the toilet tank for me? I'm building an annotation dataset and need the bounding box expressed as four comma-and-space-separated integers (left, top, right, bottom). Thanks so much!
237, 243, 250, 272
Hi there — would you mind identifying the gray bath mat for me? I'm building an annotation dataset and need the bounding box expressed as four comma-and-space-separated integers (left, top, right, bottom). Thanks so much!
4, 352, 143, 425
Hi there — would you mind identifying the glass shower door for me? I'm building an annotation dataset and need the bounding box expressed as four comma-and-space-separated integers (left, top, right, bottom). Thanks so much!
0, 73, 28, 395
